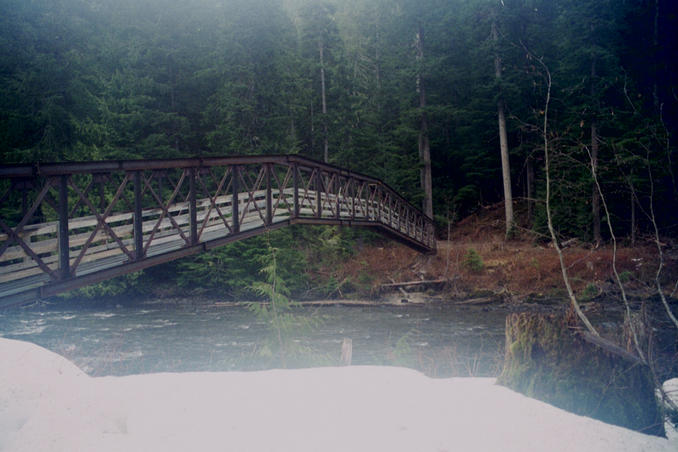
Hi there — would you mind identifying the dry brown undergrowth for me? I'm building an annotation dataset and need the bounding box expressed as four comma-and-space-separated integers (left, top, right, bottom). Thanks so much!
332, 204, 677, 301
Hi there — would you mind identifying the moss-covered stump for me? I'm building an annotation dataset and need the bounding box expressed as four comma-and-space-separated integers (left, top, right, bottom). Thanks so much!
497, 312, 664, 436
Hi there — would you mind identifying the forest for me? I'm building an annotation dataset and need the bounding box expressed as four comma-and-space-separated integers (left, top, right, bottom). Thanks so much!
1, 0, 676, 298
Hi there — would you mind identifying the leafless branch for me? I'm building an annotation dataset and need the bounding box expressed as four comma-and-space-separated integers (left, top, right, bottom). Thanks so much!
646, 147, 678, 329
532, 54, 599, 336
584, 141, 645, 360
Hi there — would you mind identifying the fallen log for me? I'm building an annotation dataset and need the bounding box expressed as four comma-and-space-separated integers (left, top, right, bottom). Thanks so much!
578, 331, 645, 366
380, 279, 447, 289
453, 297, 494, 306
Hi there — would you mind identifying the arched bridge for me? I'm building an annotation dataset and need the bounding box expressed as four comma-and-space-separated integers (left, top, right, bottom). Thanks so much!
0, 155, 435, 307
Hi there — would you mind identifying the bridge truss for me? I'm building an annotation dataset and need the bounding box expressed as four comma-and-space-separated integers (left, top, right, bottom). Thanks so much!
0, 155, 435, 307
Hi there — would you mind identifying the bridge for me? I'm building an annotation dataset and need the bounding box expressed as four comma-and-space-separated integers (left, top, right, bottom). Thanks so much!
0, 155, 435, 307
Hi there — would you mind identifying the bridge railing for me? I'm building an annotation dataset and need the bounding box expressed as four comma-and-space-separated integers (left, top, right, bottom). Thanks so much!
0, 155, 435, 304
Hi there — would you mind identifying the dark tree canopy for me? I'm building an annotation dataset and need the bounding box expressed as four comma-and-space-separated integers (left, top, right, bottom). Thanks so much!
1, 0, 676, 294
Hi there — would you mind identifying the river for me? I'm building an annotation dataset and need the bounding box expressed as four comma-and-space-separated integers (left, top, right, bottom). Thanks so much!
0, 298, 507, 378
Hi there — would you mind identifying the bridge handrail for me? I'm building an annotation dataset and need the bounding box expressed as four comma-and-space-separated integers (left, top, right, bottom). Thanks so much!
0, 154, 431, 221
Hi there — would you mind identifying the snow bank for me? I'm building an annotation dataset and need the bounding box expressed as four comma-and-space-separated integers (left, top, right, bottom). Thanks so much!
1, 338, 675, 452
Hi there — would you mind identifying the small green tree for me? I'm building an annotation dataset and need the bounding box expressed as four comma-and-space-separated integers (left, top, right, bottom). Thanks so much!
463, 248, 484, 273
248, 233, 319, 367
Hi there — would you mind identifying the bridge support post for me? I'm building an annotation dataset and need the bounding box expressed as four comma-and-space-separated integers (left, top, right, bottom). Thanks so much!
388, 195, 392, 228
57, 175, 70, 280
316, 171, 322, 218
265, 163, 272, 226
292, 163, 299, 219
406, 209, 411, 236
335, 174, 340, 220
232, 165, 240, 233
133, 171, 144, 260
189, 168, 198, 245
376, 185, 382, 224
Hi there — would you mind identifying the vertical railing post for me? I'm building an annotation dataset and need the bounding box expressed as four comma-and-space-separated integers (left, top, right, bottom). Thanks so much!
377, 185, 382, 224
133, 171, 144, 260
20, 181, 28, 217
397, 201, 401, 231
429, 221, 434, 248
158, 171, 165, 200
387, 194, 392, 227
367, 184, 377, 221
292, 163, 299, 219
189, 168, 198, 245
335, 173, 341, 220
406, 208, 411, 237
232, 165, 240, 233
58, 175, 70, 280
349, 178, 355, 220
316, 170, 322, 218
97, 176, 106, 212
424, 219, 428, 246
265, 163, 273, 226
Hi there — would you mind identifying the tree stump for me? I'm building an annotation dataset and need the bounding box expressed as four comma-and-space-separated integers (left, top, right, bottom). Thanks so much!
498, 312, 664, 436
341, 338, 352, 366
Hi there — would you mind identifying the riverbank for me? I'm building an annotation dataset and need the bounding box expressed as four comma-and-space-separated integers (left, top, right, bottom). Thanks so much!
2, 338, 676, 452
329, 205, 678, 305
57, 204, 678, 310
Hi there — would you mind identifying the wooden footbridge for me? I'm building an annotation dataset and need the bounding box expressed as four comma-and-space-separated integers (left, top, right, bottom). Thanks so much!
0, 155, 435, 307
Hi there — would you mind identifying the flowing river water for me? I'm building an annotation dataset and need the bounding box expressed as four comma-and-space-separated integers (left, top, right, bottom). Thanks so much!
2, 297, 676, 380
0, 298, 508, 377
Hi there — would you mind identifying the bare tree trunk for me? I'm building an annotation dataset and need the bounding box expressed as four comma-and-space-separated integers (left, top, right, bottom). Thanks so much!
415, 24, 433, 219
527, 154, 534, 225
375, 20, 382, 92
309, 101, 315, 154
630, 185, 636, 245
169, 60, 179, 152
653, 0, 660, 110
319, 39, 328, 163
492, 21, 514, 237
591, 57, 602, 245
591, 122, 601, 244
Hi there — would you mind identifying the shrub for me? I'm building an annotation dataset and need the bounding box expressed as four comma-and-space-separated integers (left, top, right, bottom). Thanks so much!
463, 249, 484, 273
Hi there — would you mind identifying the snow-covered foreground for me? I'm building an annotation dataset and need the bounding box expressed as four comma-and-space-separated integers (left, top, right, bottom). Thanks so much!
1, 338, 675, 452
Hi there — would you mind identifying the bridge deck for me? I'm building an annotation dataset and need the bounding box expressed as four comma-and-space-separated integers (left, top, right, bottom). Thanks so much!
0, 155, 435, 307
